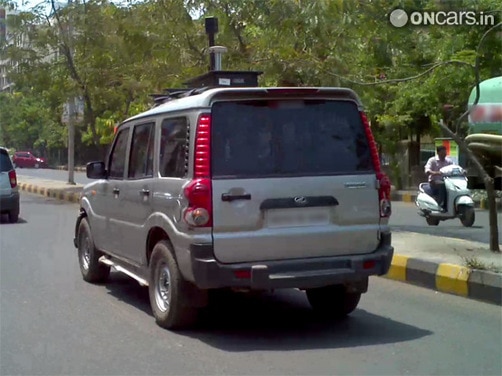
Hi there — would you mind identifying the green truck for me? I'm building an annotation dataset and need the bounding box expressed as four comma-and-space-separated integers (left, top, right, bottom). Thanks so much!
465, 76, 502, 190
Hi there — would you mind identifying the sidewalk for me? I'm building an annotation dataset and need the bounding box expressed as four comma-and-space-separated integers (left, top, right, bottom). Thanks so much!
16, 175, 502, 306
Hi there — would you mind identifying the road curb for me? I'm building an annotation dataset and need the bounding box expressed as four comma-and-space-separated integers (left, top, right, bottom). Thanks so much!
18, 182, 81, 203
383, 254, 502, 305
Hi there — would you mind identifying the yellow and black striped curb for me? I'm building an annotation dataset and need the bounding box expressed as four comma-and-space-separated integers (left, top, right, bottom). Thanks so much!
384, 254, 502, 306
53, 166, 87, 172
18, 182, 81, 203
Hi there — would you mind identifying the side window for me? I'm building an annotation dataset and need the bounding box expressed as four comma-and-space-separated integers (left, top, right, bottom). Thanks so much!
108, 128, 130, 179
128, 122, 155, 179
159, 117, 188, 178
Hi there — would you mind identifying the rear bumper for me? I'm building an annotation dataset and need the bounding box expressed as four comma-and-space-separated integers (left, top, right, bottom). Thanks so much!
0, 191, 20, 213
190, 232, 394, 290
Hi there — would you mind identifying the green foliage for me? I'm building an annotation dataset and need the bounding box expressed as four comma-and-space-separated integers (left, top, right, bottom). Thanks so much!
0, 91, 64, 153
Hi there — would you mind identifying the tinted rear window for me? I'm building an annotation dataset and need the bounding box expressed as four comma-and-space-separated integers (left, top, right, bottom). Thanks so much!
211, 100, 374, 178
0, 151, 13, 172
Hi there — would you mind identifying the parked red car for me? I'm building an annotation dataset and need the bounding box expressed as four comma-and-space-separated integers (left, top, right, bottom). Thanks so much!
12, 151, 47, 168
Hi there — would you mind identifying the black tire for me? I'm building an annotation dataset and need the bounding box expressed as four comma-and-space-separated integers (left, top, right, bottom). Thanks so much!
306, 285, 361, 318
77, 218, 110, 283
8, 210, 19, 223
426, 217, 440, 226
460, 206, 475, 227
148, 240, 198, 330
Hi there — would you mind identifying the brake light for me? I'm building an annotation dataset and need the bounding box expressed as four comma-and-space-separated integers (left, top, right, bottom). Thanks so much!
8, 170, 17, 188
265, 88, 320, 95
360, 112, 391, 217
194, 114, 211, 178
184, 114, 213, 227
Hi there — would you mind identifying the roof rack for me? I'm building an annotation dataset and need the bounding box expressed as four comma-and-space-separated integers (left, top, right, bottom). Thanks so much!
149, 87, 209, 107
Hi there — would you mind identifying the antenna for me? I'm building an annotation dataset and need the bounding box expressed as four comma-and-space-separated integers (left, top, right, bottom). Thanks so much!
205, 17, 219, 71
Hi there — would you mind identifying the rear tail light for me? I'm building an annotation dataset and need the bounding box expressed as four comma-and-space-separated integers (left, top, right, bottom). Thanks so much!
9, 170, 17, 188
360, 112, 391, 218
363, 260, 376, 270
183, 114, 213, 227
234, 270, 251, 279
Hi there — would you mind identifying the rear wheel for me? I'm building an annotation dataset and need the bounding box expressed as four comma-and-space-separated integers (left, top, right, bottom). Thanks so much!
306, 285, 361, 318
426, 217, 440, 226
459, 206, 475, 227
149, 240, 198, 330
77, 218, 110, 283
8, 210, 19, 223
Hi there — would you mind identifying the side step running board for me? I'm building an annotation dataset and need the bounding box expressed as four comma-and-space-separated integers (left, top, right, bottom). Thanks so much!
99, 256, 149, 287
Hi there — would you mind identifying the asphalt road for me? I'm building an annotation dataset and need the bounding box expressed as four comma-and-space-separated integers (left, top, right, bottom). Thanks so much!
0, 193, 501, 376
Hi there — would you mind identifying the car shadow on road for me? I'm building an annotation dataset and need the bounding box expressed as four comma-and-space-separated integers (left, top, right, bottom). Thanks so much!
104, 274, 432, 352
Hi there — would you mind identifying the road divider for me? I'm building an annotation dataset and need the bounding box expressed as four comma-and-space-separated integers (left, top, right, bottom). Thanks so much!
51, 165, 87, 172
19, 182, 81, 203
383, 248, 501, 306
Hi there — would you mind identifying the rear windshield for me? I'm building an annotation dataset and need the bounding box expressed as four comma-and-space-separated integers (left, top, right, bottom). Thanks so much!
211, 99, 374, 178
0, 151, 13, 172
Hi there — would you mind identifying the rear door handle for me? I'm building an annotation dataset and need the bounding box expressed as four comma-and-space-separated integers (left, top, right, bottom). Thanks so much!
113, 188, 120, 194
140, 189, 150, 196
221, 193, 252, 202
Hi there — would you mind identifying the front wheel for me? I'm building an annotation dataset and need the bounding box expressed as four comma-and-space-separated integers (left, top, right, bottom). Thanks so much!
426, 217, 440, 226
306, 285, 361, 319
148, 240, 198, 330
77, 218, 110, 283
459, 206, 475, 227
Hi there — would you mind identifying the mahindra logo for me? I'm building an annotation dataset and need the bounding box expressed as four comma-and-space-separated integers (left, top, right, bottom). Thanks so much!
294, 196, 307, 205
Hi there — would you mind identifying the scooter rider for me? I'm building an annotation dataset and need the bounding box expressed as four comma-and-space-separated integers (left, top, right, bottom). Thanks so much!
424, 145, 454, 211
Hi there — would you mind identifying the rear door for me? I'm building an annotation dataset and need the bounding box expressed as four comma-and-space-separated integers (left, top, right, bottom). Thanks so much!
210, 95, 380, 264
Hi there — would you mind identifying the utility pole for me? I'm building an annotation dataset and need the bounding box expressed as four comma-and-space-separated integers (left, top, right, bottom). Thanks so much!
67, 0, 75, 185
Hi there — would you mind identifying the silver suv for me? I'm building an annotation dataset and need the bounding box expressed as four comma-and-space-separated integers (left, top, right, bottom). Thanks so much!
74, 87, 393, 330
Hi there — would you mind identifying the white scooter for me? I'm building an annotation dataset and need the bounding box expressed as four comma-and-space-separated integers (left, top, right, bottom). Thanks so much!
416, 164, 475, 227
